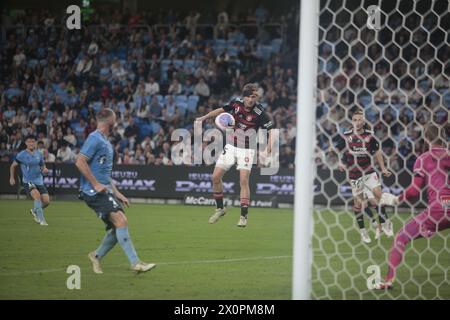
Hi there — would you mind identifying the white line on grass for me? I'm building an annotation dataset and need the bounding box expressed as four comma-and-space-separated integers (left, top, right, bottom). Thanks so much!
0, 252, 366, 276
0, 255, 292, 276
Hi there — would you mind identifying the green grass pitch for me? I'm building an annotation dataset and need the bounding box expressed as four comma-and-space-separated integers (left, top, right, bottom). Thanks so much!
0, 200, 448, 299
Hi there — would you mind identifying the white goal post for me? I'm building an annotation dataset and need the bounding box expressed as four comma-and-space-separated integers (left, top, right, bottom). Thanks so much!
292, 0, 319, 300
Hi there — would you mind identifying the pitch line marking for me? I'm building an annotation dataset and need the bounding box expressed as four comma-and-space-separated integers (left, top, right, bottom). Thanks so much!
0, 252, 367, 276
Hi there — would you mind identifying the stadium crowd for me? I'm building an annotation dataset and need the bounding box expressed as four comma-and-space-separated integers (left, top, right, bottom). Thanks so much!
0, 6, 298, 168
1, 4, 448, 174
315, 5, 449, 173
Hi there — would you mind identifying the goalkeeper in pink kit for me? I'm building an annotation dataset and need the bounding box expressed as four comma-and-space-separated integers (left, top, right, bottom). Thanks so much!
377, 124, 450, 289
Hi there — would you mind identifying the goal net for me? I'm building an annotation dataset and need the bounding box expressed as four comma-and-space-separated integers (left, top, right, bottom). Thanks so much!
312, 0, 449, 299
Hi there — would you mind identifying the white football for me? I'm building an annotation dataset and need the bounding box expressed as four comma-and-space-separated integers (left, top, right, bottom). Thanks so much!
215, 112, 235, 131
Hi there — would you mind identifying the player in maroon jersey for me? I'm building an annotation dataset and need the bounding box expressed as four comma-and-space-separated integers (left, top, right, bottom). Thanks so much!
334, 109, 393, 243
195, 83, 274, 227
376, 124, 450, 289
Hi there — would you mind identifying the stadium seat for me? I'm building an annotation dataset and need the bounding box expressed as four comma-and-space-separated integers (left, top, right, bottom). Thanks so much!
358, 95, 372, 107
92, 102, 102, 112
150, 121, 161, 133
227, 46, 239, 57
161, 59, 171, 67
176, 95, 188, 104
187, 101, 197, 113
187, 96, 199, 113
177, 102, 188, 115
184, 60, 196, 69
271, 38, 283, 53
173, 59, 183, 69
164, 95, 173, 104
27, 59, 39, 69
214, 39, 227, 47
212, 46, 224, 55
226, 39, 236, 46
116, 47, 127, 60
259, 45, 273, 60
139, 124, 153, 139
183, 66, 195, 74
188, 95, 200, 103
443, 90, 450, 107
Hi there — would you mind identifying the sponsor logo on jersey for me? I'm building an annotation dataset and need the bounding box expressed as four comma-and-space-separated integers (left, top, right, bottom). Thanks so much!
441, 195, 450, 208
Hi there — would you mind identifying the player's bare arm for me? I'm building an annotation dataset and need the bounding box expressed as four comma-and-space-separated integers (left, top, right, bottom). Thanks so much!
259, 129, 274, 166
41, 164, 49, 174
336, 147, 347, 172
195, 107, 225, 122
75, 154, 107, 193
375, 150, 391, 177
9, 161, 18, 186
338, 161, 346, 172
111, 182, 129, 207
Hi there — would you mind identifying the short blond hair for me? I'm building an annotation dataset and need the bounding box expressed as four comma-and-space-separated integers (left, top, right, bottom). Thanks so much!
96, 108, 115, 122
352, 109, 364, 118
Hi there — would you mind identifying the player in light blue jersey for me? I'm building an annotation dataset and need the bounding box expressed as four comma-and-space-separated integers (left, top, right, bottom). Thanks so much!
76, 108, 155, 274
9, 135, 50, 226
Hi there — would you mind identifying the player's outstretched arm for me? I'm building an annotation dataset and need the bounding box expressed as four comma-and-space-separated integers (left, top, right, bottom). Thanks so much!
75, 155, 107, 193
9, 161, 18, 186
375, 150, 391, 176
195, 107, 225, 122
400, 174, 425, 202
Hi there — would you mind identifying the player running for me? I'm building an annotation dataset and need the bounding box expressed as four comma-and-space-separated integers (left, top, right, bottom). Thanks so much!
334, 109, 393, 243
76, 108, 155, 274
376, 124, 449, 289
195, 83, 274, 227
9, 135, 50, 226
